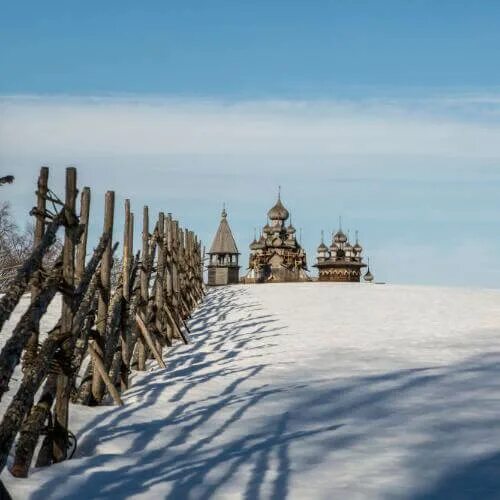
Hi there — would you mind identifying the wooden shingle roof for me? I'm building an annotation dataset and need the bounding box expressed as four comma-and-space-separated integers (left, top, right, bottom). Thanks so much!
209, 209, 239, 255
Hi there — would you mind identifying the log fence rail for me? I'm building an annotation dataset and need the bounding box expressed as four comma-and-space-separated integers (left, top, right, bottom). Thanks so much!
0, 167, 205, 485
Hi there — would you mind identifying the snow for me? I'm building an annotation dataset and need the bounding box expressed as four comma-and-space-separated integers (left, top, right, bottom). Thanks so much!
3, 283, 500, 499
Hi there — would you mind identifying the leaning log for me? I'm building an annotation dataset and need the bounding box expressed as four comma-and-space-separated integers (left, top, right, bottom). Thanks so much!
0, 256, 62, 402
0, 211, 66, 333
7, 238, 108, 477
135, 313, 166, 369
87, 344, 123, 406
0, 322, 70, 473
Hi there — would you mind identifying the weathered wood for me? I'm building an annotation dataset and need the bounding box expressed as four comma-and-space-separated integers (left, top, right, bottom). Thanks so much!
110, 255, 137, 388
88, 344, 123, 406
164, 215, 174, 343
53, 167, 77, 463
120, 202, 133, 390
137, 206, 149, 371
0, 165, 206, 478
103, 280, 123, 372
69, 295, 98, 395
0, 211, 66, 333
0, 254, 62, 402
75, 187, 91, 284
135, 313, 166, 369
154, 212, 165, 355
123, 251, 143, 366
163, 303, 187, 344
92, 191, 114, 404
8, 236, 108, 475
24, 167, 49, 367
0, 323, 69, 472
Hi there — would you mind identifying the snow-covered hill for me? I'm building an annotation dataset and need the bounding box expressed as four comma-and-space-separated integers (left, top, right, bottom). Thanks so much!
3, 283, 500, 499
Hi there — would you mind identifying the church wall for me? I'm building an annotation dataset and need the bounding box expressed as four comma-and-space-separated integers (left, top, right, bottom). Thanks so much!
318, 267, 361, 282
207, 265, 240, 286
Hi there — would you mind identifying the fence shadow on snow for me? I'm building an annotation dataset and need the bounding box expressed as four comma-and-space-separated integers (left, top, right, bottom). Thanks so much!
29, 286, 500, 499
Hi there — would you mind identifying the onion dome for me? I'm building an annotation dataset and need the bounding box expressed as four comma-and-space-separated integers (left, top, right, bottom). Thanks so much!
353, 230, 363, 254
317, 230, 328, 253
334, 229, 347, 244
317, 241, 328, 253
250, 238, 260, 251
267, 191, 289, 221
263, 223, 272, 234
364, 258, 374, 282
287, 223, 296, 234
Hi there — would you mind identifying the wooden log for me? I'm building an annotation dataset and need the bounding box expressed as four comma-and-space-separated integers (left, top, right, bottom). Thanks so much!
135, 314, 166, 369
103, 279, 123, 373
123, 251, 143, 367
165, 305, 186, 344
120, 203, 133, 390
164, 215, 174, 343
0, 211, 66, 333
76, 243, 118, 406
53, 167, 77, 463
75, 187, 91, 284
91, 191, 114, 404
122, 200, 132, 300
24, 167, 49, 367
69, 295, 98, 396
9, 237, 108, 475
0, 254, 62, 402
154, 212, 165, 354
137, 206, 149, 371
0, 321, 70, 472
9, 375, 57, 475
87, 344, 123, 406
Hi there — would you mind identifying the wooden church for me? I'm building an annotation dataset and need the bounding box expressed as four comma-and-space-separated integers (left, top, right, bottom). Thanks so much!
243, 191, 309, 283
207, 207, 240, 285
314, 223, 374, 282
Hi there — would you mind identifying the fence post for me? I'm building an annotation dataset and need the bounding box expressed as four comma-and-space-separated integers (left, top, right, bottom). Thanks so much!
137, 206, 149, 371
91, 191, 114, 404
52, 167, 77, 463
24, 167, 49, 368
120, 200, 133, 390
75, 187, 91, 285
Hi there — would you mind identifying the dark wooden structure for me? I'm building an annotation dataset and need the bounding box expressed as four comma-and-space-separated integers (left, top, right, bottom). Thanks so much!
314, 227, 373, 282
0, 166, 204, 483
207, 207, 240, 285
244, 191, 309, 283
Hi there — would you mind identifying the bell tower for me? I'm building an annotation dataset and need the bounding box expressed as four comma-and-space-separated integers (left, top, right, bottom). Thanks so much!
207, 206, 240, 285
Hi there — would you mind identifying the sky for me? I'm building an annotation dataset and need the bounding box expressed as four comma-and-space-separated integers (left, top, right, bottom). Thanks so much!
2, 1, 500, 287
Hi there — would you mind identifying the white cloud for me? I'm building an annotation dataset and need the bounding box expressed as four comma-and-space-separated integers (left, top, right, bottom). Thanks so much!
2, 95, 500, 161
2, 94, 500, 288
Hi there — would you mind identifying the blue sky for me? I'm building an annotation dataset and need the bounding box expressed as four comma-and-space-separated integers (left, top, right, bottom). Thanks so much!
3, 1, 500, 96
2, 1, 500, 287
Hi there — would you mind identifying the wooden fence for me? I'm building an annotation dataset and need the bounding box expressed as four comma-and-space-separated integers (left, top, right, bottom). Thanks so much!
0, 167, 204, 482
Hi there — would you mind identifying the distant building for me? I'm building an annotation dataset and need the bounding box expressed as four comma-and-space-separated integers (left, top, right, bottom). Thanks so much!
207, 207, 240, 286
314, 225, 373, 282
244, 192, 309, 283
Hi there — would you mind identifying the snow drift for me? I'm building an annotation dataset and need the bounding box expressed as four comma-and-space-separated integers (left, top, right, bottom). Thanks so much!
3, 283, 500, 499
